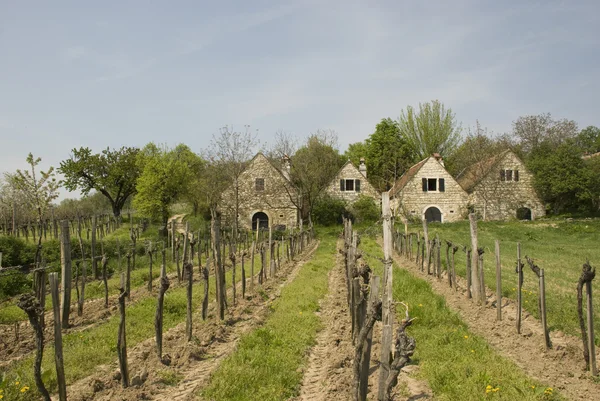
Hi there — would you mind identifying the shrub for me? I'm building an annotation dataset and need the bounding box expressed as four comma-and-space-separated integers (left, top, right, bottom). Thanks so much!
350, 195, 380, 224
312, 195, 348, 226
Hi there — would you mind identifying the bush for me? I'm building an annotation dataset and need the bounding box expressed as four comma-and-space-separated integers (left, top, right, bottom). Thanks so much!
312, 195, 349, 226
349, 195, 380, 224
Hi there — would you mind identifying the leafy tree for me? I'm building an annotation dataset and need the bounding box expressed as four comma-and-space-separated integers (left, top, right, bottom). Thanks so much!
577, 126, 600, 154
11, 153, 59, 262
527, 140, 591, 214
133, 143, 198, 226
59, 147, 141, 218
398, 100, 462, 160
291, 130, 345, 224
349, 195, 380, 223
311, 195, 347, 226
344, 141, 368, 166
365, 118, 413, 191
512, 113, 578, 154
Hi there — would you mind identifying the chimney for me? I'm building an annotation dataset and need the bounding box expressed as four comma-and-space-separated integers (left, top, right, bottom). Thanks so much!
432, 153, 444, 167
359, 157, 367, 177
282, 154, 291, 180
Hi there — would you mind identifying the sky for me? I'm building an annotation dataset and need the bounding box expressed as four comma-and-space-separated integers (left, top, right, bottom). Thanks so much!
1, 0, 599, 199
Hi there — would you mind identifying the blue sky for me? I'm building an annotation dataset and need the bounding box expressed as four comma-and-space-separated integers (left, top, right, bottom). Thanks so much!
1, 0, 599, 198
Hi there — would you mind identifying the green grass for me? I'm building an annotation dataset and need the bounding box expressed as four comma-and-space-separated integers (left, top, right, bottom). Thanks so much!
200, 229, 337, 401
407, 219, 600, 343
359, 234, 563, 401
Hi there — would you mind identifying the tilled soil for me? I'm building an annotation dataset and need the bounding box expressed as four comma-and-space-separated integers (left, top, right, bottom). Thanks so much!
389, 246, 600, 401
295, 239, 432, 401
61, 240, 319, 401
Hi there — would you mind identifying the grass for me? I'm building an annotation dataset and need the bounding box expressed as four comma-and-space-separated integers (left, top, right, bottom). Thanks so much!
407, 219, 600, 343
1, 225, 296, 401
359, 233, 563, 401
200, 228, 338, 401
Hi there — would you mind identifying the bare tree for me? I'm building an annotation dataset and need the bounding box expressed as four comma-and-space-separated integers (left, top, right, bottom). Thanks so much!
207, 125, 258, 238
512, 113, 578, 154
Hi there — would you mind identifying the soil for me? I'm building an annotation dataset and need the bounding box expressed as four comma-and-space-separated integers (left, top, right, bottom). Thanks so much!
59, 239, 319, 401
388, 244, 600, 401
294, 238, 432, 401
0, 215, 190, 369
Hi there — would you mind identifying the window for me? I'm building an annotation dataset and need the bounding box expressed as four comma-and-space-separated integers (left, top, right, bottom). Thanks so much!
422, 178, 445, 192
255, 178, 265, 191
339, 179, 361, 192
500, 169, 519, 182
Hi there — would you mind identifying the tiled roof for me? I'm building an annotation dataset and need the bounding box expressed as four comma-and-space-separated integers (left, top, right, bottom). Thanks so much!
388, 157, 429, 197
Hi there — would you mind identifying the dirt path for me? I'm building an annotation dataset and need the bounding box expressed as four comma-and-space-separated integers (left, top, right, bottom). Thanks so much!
295, 238, 355, 400
62, 240, 320, 401
389, 247, 600, 401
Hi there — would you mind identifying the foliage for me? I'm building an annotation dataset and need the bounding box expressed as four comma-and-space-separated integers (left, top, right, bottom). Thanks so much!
398, 100, 462, 160
349, 195, 380, 224
359, 118, 413, 192
53, 192, 118, 221
133, 143, 200, 225
343, 141, 368, 167
527, 140, 592, 214
311, 195, 347, 226
290, 131, 345, 223
512, 113, 578, 154
577, 125, 600, 154
59, 147, 141, 218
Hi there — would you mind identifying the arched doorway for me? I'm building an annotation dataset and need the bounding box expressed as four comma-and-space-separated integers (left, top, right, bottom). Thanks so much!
424, 206, 442, 223
516, 207, 532, 221
252, 212, 269, 230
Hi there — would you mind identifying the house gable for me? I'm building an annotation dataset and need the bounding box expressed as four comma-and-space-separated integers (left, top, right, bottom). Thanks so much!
220, 153, 298, 229
390, 157, 467, 222
325, 160, 380, 203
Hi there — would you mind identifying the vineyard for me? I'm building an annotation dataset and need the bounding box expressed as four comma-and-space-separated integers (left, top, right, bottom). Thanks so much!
1, 198, 599, 400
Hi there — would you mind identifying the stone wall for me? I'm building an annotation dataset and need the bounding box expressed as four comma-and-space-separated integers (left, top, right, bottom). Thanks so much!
469, 152, 545, 220
391, 158, 467, 222
220, 153, 298, 230
325, 162, 380, 203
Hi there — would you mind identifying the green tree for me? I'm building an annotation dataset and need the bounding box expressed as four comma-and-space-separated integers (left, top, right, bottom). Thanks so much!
343, 141, 368, 167
398, 100, 462, 160
11, 153, 59, 261
528, 140, 591, 214
133, 143, 198, 225
365, 118, 413, 191
577, 126, 600, 154
59, 147, 141, 218
291, 130, 345, 224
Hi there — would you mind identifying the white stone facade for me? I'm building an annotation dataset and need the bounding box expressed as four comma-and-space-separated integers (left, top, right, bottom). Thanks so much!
325, 161, 380, 203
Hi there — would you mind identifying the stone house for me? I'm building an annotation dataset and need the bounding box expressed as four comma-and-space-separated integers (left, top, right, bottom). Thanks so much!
220, 153, 298, 230
389, 154, 467, 223
325, 158, 380, 203
456, 150, 545, 220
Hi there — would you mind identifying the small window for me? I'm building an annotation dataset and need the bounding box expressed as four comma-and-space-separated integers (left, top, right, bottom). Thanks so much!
411, 210, 416, 214
279, 214, 284, 218
506, 170, 513, 181
439, 178, 445, 192
355, 179, 361, 192
514, 170, 520, 182
450, 210, 454, 213
427, 178, 437, 191
345, 179, 354, 191
255, 178, 265, 191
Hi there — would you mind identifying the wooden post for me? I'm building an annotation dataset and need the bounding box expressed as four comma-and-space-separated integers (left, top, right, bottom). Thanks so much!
446, 241, 452, 287
436, 236, 441, 279
202, 256, 210, 321
155, 249, 169, 359
171, 220, 176, 262
117, 273, 129, 388
378, 193, 394, 401
241, 251, 246, 298
250, 241, 255, 293
91, 216, 97, 279
586, 278, 597, 376
422, 219, 429, 273
466, 249, 472, 299
359, 276, 380, 401
269, 226, 275, 278
147, 242, 154, 291
102, 254, 109, 308
60, 220, 72, 328
49, 272, 67, 401
126, 252, 132, 300
478, 249, 486, 304
469, 214, 481, 304
183, 222, 190, 263
516, 243, 523, 334
539, 269, 551, 349
495, 240, 502, 321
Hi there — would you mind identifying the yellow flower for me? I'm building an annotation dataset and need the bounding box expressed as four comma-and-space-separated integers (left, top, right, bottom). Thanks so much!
299, 311, 302, 315
21, 386, 30, 393
464, 335, 469, 339
531, 385, 536, 389
471, 349, 475, 353
15, 381, 19, 385
418, 304, 423, 307
0, 394, 4, 399
486, 385, 492, 389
